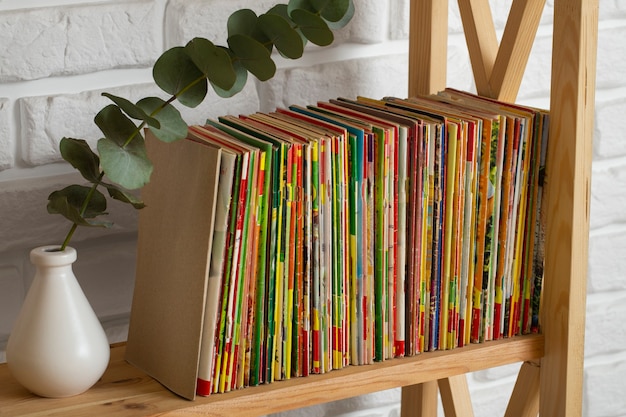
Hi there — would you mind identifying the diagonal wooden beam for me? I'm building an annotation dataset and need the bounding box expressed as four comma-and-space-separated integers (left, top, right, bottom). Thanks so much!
490, 0, 546, 101
401, 381, 439, 417
457, 0, 499, 97
458, 0, 546, 101
504, 361, 541, 417
439, 375, 475, 417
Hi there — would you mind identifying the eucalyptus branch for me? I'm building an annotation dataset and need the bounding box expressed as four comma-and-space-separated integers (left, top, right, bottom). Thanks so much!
58, 74, 215, 247
48, 0, 355, 250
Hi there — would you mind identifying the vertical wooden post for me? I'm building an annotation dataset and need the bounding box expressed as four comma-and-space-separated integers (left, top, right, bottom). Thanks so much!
408, 0, 448, 96
406, 3, 447, 415
540, 0, 598, 416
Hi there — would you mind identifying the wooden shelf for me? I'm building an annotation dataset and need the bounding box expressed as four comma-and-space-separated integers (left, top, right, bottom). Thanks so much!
0, 335, 543, 417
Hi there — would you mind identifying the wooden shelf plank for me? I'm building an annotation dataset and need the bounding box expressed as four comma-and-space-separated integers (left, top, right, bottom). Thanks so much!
0, 335, 543, 417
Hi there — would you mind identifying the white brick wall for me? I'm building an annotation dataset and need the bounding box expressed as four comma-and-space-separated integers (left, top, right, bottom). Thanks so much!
1, 1, 624, 416
0, 1, 161, 82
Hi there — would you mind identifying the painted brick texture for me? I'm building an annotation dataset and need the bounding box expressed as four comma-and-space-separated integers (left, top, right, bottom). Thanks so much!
0, 1, 160, 82
0, 1, 624, 416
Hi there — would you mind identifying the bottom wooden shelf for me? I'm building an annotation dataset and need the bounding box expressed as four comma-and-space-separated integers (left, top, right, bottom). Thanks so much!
0, 334, 543, 417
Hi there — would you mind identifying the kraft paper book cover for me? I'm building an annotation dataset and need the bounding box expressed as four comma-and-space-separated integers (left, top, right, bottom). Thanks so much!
125, 132, 222, 400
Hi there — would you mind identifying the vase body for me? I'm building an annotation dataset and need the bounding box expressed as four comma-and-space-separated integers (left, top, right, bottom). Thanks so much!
6, 246, 110, 397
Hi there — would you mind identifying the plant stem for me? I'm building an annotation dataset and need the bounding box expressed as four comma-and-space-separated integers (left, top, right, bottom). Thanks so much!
120, 77, 202, 149
59, 172, 106, 251
60, 223, 78, 251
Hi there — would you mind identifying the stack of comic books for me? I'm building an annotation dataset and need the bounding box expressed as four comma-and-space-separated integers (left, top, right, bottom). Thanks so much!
126, 89, 549, 400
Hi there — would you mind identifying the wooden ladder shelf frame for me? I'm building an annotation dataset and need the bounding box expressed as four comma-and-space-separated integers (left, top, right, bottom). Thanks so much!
0, 1, 597, 416
407, 0, 598, 416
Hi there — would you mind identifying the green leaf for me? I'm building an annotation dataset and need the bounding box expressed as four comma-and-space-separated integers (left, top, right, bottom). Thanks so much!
311, 0, 351, 23
94, 104, 140, 147
227, 9, 272, 52
97, 136, 153, 190
184, 38, 236, 91
60, 138, 101, 183
227, 9, 258, 37
103, 183, 146, 209
269, 4, 296, 25
101, 93, 160, 129
287, 0, 317, 15
153, 46, 208, 108
210, 49, 248, 98
268, 4, 308, 47
290, 9, 334, 46
323, 0, 354, 29
137, 97, 188, 143
309, 0, 329, 12
227, 34, 276, 81
258, 13, 304, 59
94, 106, 151, 187
47, 185, 112, 227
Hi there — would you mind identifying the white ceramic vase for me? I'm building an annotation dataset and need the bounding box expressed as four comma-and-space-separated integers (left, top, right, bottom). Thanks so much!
6, 246, 110, 397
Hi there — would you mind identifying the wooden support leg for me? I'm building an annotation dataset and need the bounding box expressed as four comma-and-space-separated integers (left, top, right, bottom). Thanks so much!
504, 361, 541, 417
401, 381, 439, 417
438, 375, 474, 417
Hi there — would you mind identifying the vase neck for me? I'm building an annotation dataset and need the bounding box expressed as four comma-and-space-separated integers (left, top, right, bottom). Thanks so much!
30, 246, 77, 268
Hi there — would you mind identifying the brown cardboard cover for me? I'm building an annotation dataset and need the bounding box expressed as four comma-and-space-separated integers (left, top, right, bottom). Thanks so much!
125, 131, 221, 400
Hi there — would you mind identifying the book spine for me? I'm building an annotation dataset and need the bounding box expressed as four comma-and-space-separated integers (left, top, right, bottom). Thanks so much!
395, 127, 407, 358
471, 119, 496, 343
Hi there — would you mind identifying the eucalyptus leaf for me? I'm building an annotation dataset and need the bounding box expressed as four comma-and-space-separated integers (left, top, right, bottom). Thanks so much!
227, 9, 272, 52
227, 34, 276, 81
309, 0, 328, 12
59, 138, 101, 183
323, 0, 354, 29
227, 9, 258, 37
47, 185, 111, 227
184, 38, 236, 91
258, 13, 304, 59
290, 9, 334, 46
101, 93, 160, 129
311, 0, 350, 23
210, 49, 248, 98
94, 104, 140, 147
153, 46, 208, 108
137, 97, 188, 143
98, 136, 153, 190
268, 4, 308, 47
104, 184, 146, 209
268, 4, 295, 25
287, 0, 317, 15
